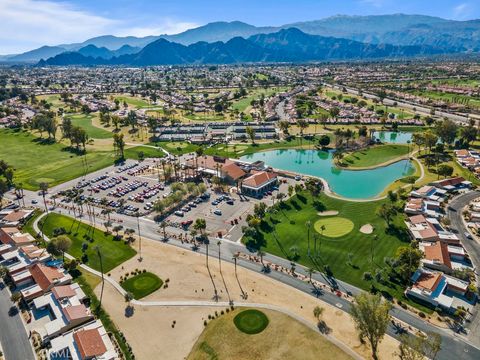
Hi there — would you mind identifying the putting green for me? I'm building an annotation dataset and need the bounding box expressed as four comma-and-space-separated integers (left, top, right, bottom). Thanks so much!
233, 309, 269, 334
314, 217, 354, 238
121, 272, 163, 299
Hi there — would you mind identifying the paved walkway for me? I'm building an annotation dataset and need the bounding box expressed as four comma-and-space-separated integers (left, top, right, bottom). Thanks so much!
33, 213, 362, 359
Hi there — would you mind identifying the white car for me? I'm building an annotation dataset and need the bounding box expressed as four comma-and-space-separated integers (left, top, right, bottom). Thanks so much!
213, 209, 222, 216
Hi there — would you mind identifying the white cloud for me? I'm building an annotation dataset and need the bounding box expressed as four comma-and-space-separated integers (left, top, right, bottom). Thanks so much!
0, 0, 199, 54
0, 0, 116, 53
453, 3, 471, 19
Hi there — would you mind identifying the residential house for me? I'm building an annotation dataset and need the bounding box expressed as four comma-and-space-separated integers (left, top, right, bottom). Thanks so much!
48, 320, 118, 360
31, 283, 91, 341
14, 263, 72, 301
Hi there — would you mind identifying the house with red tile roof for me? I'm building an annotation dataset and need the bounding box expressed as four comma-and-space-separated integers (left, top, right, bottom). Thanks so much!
0, 227, 36, 247
241, 171, 278, 197
49, 320, 118, 360
31, 283, 91, 340
0, 244, 50, 275
14, 263, 72, 301
0, 209, 34, 227
405, 268, 472, 313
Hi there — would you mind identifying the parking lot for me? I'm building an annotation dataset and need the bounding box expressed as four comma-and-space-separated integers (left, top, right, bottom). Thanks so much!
57, 159, 171, 217
51, 157, 298, 243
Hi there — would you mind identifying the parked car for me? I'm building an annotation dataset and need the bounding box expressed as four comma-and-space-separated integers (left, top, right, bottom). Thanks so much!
174, 211, 184, 217
214, 209, 222, 215
464, 231, 473, 239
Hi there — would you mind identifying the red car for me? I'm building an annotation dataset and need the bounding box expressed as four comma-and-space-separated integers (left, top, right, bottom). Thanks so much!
181, 220, 193, 227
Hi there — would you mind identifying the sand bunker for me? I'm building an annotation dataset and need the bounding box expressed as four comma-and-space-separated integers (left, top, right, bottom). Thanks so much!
317, 210, 339, 216
360, 224, 374, 234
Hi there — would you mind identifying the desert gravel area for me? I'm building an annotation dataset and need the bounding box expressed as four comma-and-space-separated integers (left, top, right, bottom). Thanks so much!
96, 238, 399, 360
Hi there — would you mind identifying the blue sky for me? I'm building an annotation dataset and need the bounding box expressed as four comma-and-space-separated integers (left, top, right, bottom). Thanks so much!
1, 0, 479, 54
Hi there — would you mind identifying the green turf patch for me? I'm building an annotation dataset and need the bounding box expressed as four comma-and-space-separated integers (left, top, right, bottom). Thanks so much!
121, 272, 163, 299
342, 144, 409, 168
233, 309, 269, 334
124, 146, 165, 160
67, 113, 112, 139
0, 129, 114, 190
40, 213, 136, 272
314, 217, 354, 238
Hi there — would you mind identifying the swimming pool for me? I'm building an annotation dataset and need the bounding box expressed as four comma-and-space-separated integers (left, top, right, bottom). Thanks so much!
240, 149, 415, 199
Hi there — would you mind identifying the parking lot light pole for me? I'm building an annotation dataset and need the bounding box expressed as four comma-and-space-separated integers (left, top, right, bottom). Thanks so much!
136, 212, 142, 261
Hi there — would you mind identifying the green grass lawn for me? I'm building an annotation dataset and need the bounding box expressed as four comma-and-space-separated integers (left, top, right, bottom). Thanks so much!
245, 192, 429, 311
233, 309, 269, 334
0, 129, 115, 190
230, 87, 288, 113
343, 144, 410, 168
124, 146, 165, 160
409, 89, 480, 108
39, 213, 136, 272
67, 113, 112, 139
111, 95, 152, 109
184, 113, 226, 122
120, 272, 163, 299
313, 217, 354, 238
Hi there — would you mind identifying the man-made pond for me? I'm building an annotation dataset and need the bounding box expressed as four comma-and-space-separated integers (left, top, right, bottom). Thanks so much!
240, 149, 415, 199
373, 131, 413, 144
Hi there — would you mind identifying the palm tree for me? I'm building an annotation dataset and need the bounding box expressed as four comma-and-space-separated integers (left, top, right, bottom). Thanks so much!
136, 212, 142, 261
257, 250, 266, 271
160, 221, 167, 241
232, 253, 246, 299
306, 220, 312, 256
95, 246, 105, 313
39, 182, 49, 213
205, 239, 218, 301
217, 240, 230, 302
307, 267, 316, 283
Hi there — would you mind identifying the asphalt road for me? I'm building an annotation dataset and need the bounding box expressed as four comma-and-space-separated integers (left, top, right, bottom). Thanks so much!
8, 189, 480, 359
326, 84, 470, 124
447, 190, 480, 347
0, 282, 34, 360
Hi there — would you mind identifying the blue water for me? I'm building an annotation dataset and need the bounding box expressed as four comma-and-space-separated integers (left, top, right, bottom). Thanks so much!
46, 259, 63, 268
373, 131, 413, 144
240, 149, 415, 199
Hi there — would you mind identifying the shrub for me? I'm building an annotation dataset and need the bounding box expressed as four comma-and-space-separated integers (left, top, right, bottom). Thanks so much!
418, 312, 426, 318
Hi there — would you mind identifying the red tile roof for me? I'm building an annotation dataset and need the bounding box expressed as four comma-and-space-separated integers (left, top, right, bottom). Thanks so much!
29, 264, 64, 291
52, 285, 76, 300
221, 163, 246, 181
63, 304, 89, 322
415, 271, 442, 292
73, 328, 107, 359
242, 171, 277, 188
424, 242, 452, 269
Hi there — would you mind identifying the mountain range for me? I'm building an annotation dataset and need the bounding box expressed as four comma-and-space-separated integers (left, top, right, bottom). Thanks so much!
3, 14, 480, 64
38, 28, 448, 66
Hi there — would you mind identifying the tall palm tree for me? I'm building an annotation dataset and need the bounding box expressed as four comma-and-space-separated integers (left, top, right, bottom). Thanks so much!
95, 246, 105, 313
136, 212, 142, 261
257, 250, 266, 271
160, 221, 167, 241
39, 182, 49, 213
217, 241, 230, 302
306, 220, 312, 256
232, 253, 246, 299
205, 239, 218, 301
